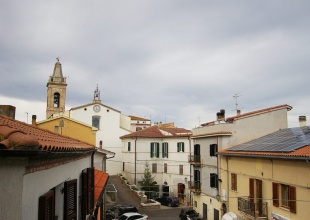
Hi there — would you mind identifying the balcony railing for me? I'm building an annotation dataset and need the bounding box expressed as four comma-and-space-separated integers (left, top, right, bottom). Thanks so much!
188, 155, 201, 166
188, 181, 201, 195
238, 197, 268, 219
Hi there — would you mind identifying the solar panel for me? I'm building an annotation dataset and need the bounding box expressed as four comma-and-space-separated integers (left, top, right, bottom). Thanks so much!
227, 126, 310, 152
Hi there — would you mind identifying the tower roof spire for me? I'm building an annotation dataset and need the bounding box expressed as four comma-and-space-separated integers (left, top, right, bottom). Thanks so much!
49, 58, 65, 83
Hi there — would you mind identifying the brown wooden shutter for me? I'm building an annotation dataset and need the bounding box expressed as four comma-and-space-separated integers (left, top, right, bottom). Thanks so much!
272, 182, 279, 207
64, 179, 77, 220
289, 186, 296, 213
257, 179, 263, 215
249, 178, 254, 203
87, 167, 95, 214
39, 190, 55, 220
81, 169, 88, 220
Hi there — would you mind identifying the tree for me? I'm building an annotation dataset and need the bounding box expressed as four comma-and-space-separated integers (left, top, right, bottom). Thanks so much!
140, 163, 158, 199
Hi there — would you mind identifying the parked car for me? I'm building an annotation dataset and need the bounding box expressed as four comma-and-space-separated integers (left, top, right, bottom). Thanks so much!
179, 208, 199, 220
155, 196, 179, 207
106, 204, 139, 219
117, 212, 148, 220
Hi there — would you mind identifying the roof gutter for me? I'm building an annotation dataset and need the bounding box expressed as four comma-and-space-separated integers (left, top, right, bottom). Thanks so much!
0, 149, 96, 158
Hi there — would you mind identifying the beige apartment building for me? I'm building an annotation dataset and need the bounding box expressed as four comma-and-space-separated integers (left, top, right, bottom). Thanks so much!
219, 125, 310, 220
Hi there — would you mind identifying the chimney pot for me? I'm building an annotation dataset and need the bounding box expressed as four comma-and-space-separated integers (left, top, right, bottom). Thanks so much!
299, 116, 307, 127
32, 115, 37, 126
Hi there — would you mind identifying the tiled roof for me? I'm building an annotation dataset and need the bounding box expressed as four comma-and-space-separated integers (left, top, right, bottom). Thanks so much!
129, 115, 150, 121
94, 169, 109, 203
120, 126, 192, 138
201, 104, 292, 126
0, 114, 95, 152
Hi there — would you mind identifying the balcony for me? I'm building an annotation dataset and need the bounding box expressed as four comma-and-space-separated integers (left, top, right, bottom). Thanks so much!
188, 181, 201, 195
188, 155, 202, 167
238, 197, 268, 219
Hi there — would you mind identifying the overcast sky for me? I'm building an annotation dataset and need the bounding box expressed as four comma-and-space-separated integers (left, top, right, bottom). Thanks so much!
1, 1, 309, 129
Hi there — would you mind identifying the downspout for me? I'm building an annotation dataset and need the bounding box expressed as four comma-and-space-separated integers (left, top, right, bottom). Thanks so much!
135, 137, 137, 185
216, 136, 220, 201
226, 157, 229, 211
189, 136, 192, 206
91, 150, 96, 167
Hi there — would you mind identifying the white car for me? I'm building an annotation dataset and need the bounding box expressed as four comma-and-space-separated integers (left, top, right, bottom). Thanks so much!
116, 212, 148, 220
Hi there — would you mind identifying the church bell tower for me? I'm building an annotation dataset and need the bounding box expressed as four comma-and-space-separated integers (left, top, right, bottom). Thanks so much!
46, 58, 67, 119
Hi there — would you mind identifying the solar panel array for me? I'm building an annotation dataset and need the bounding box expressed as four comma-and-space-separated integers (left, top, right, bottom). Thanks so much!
227, 126, 310, 152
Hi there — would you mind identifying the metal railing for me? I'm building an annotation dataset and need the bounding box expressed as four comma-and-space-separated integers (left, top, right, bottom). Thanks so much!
188, 155, 201, 164
238, 197, 268, 219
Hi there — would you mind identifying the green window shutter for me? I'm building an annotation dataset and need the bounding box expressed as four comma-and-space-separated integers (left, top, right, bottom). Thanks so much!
177, 143, 180, 152
162, 144, 165, 158
156, 143, 159, 158
182, 143, 184, 152
150, 143, 154, 158
167, 145, 169, 158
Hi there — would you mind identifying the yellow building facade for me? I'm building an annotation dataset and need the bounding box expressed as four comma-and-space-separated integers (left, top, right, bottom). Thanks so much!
36, 116, 97, 145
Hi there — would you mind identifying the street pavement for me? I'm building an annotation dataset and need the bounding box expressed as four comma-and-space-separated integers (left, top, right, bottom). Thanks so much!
106, 175, 191, 220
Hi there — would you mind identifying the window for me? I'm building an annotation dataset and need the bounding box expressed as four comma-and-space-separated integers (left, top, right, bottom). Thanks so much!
64, 179, 77, 219
39, 190, 55, 220
54, 92, 60, 107
164, 163, 167, 173
210, 144, 218, 157
92, 116, 100, 129
162, 142, 169, 158
82, 168, 94, 218
152, 163, 157, 173
150, 142, 159, 158
177, 142, 185, 152
136, 127, 142, 131
231, 173, 237, 191
179, 165, 183, 175
128, 142, 131, 151
273, 182, 296, 213
210, 173, 218, 189
54, 126, 59, 133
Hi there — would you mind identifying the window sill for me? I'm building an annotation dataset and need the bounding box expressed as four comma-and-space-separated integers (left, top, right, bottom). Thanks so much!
279, 206, 290, 212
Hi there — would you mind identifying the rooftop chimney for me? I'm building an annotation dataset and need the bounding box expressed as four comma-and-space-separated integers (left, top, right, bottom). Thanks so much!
217, 109, 225, 121
32, 115, 37, 126
299, 116, 306, 127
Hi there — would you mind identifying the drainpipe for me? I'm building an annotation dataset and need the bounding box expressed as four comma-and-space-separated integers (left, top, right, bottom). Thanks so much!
135, 137, 137, 185
226, 157, 229, 211
188, 136, 192, 206
216, 136, 220, 201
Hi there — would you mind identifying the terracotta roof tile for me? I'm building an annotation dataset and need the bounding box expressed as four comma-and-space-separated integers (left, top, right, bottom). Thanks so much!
129, 115, 150, 121
120, 126, 191, 139
0, 114, 94, 152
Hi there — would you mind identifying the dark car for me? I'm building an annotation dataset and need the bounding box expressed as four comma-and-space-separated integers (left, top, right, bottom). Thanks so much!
179, 208, 199, 220
106, 204, 139, 219
155, 196, 179, 207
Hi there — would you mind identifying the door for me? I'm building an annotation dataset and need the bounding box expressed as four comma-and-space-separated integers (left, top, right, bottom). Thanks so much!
194, 144, 200, 162
203, 203, 208, 220
162, 185, 169, 197
194, 170, 200, 189
178, 183, 185, 203
214, 209, 219, 220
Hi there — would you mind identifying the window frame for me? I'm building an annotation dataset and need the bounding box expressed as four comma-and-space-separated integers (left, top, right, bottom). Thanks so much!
162, 142, 169, 158
150, 142, 160, 158
210, 173, 218, 189
231, 173, 237, 191
177, 142, 185, 152
272, 182, 296, 213
92, 115, 101, 129
179, 165, 183, 175
164, 163, 167, 173
127, 142, 131, 151
210, 144, 218, 157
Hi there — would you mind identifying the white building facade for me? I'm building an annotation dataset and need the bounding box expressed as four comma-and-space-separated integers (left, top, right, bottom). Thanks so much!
120, 126, 192, 204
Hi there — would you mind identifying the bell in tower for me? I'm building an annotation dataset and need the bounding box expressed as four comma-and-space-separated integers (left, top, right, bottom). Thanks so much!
93, 84, 101, 103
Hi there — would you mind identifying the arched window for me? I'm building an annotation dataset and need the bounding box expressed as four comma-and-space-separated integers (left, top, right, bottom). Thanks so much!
54, 93, 60, 107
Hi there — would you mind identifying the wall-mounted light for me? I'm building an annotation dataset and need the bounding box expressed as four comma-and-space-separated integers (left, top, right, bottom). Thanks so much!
184, 177, 188, 183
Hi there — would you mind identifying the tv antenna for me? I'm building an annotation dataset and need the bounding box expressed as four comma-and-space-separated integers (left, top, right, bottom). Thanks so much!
233, 93, 242, 114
